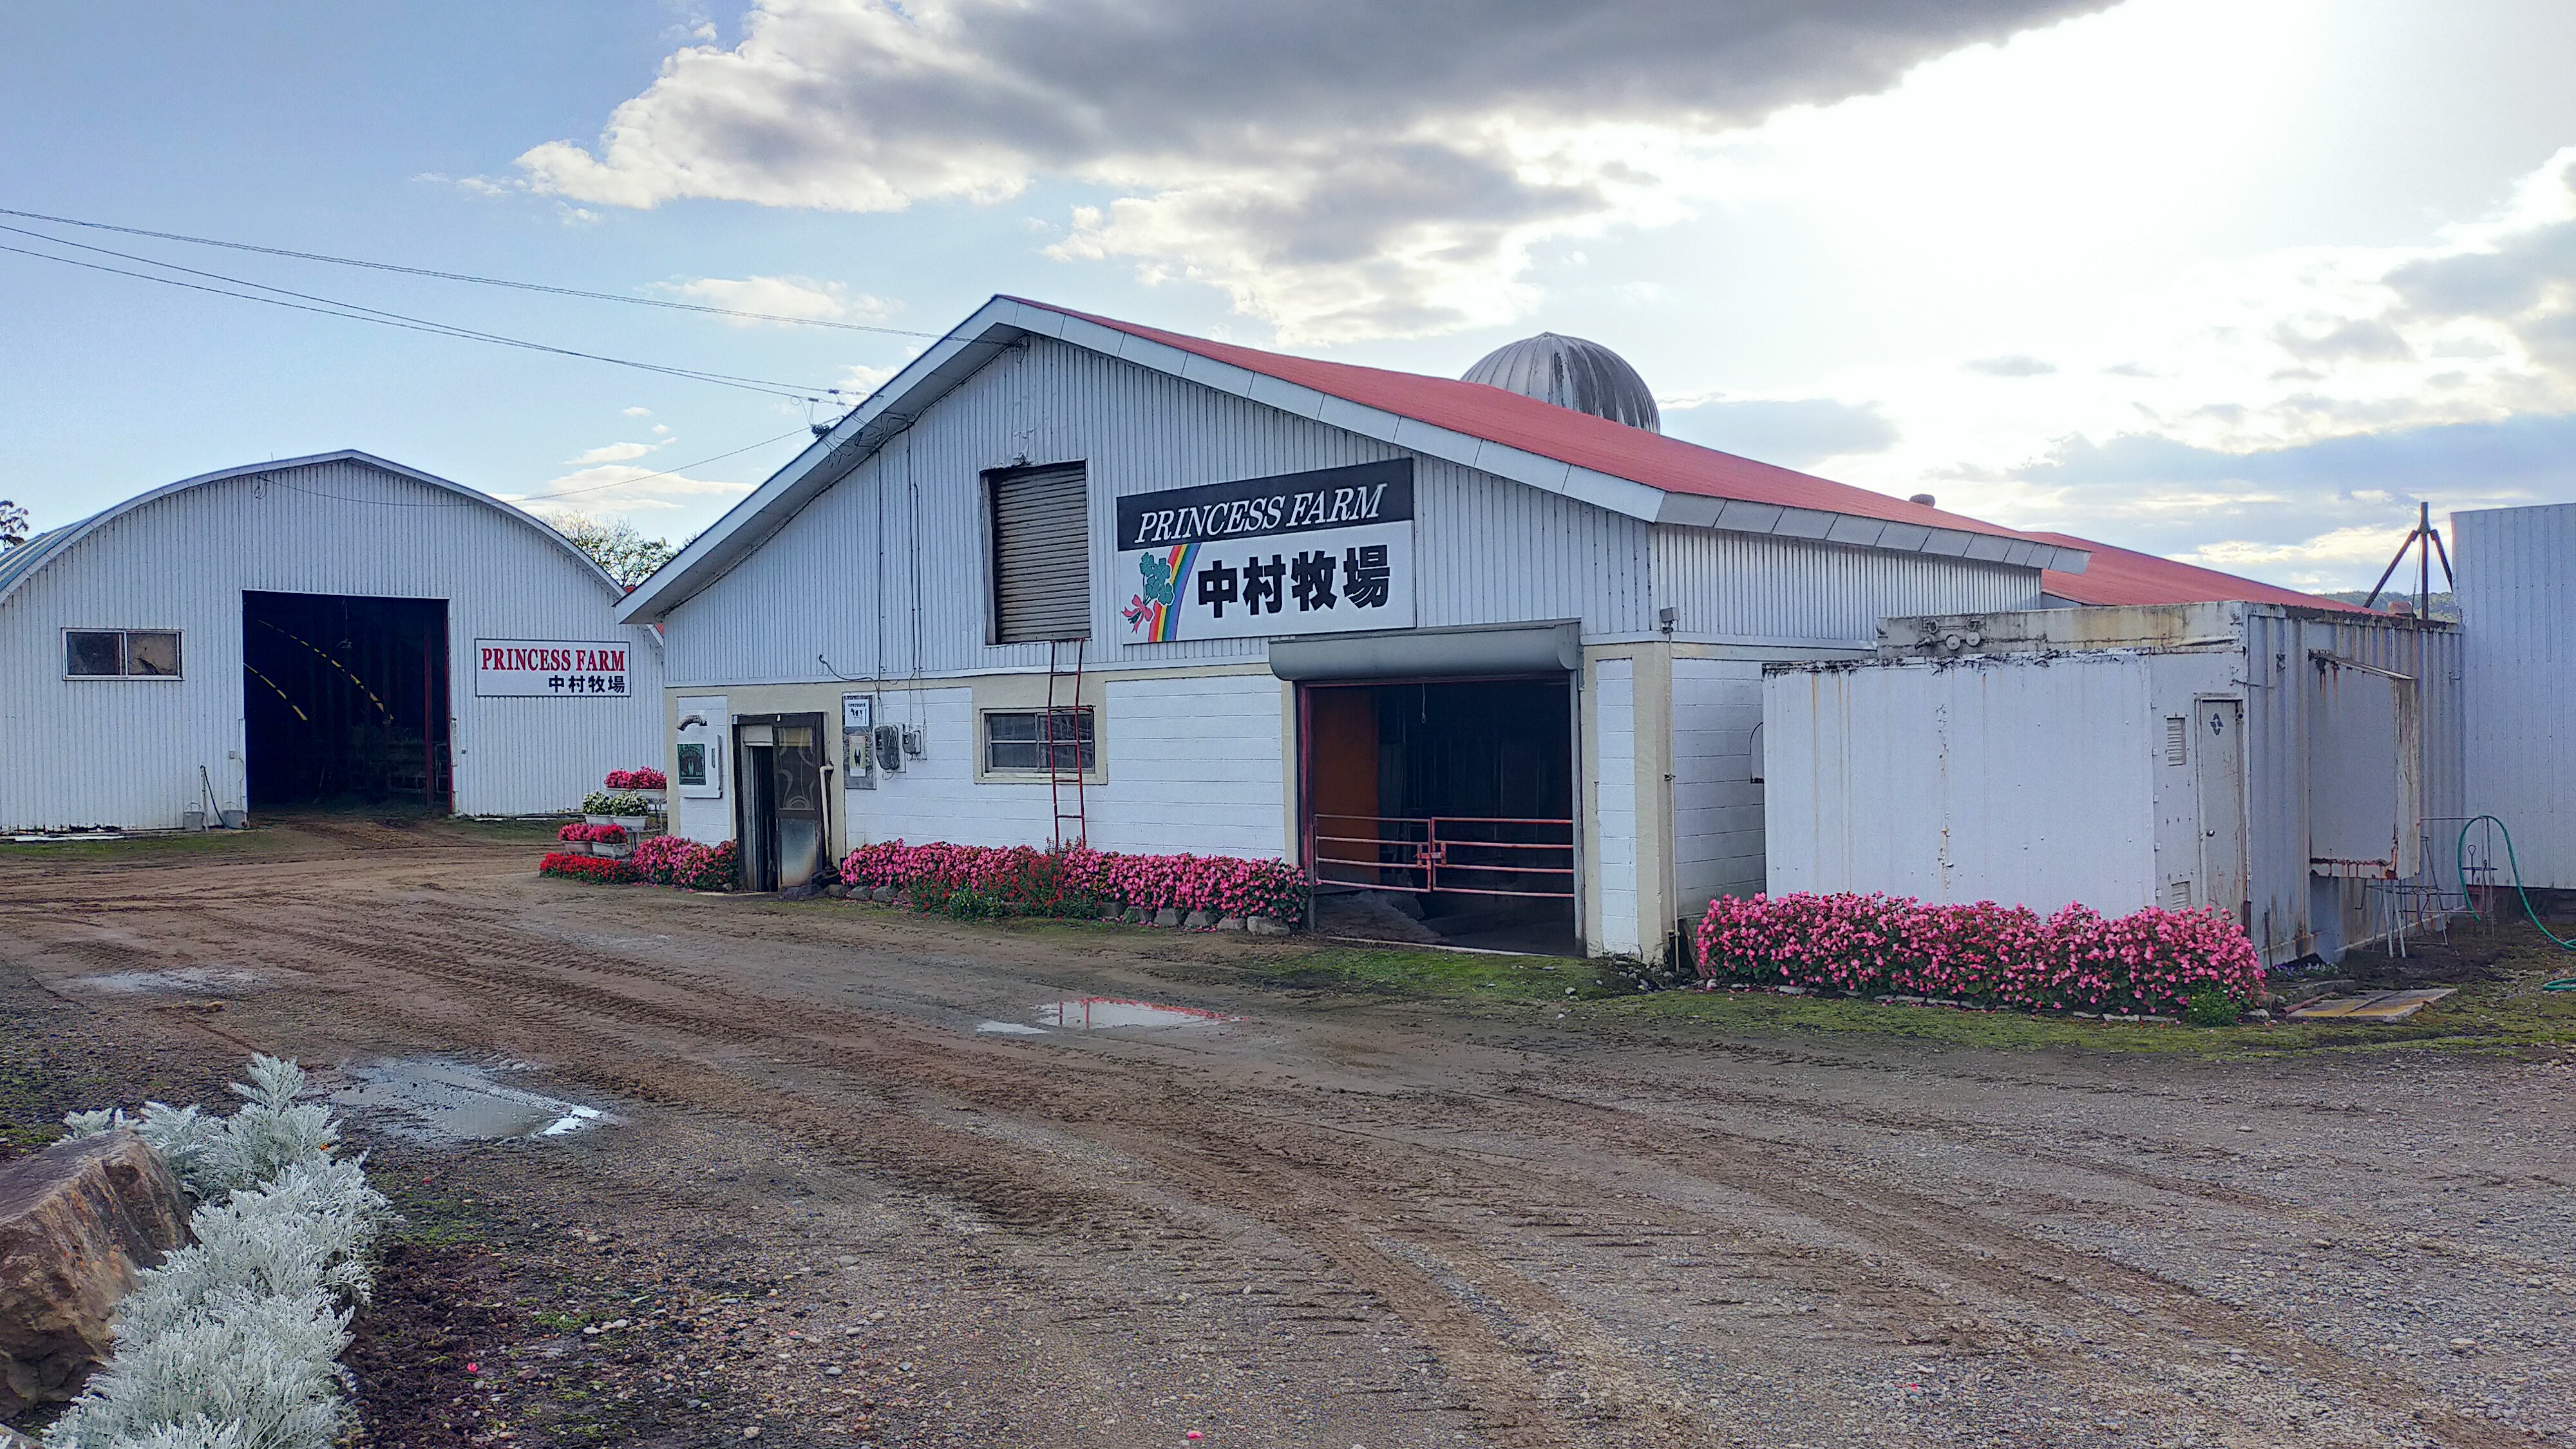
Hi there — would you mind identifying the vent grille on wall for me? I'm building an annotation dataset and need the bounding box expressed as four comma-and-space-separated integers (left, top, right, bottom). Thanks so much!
989, 462, 1091, 643
2164, 715, 2189, 766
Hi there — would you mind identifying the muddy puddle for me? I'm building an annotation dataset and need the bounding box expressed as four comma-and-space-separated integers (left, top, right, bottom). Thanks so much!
333, 1058, 612, 1142
971, 997, 1244, 1036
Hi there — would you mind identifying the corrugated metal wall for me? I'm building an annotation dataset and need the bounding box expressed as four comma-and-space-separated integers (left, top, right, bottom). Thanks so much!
1651, 526, 2042, 645
665, 337, 2038, 686
2240, 609, 2464, 963
0, 457, 661, 829
2453, 504, 2575, 887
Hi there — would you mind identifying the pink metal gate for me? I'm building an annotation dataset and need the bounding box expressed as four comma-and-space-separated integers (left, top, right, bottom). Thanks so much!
1307, 813, 1577, 898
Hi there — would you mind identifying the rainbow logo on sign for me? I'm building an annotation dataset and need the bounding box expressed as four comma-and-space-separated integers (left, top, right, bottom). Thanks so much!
1121, 543, 1198, 642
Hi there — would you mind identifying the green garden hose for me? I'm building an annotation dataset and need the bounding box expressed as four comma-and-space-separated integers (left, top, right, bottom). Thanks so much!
2456, 815, 2576, 987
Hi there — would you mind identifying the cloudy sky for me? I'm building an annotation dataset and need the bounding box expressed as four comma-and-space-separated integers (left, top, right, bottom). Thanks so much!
6, 0, 2573, 588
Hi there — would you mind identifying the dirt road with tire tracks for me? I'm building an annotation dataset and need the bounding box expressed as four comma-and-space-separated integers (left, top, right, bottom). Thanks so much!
3, 822, 2568, 1448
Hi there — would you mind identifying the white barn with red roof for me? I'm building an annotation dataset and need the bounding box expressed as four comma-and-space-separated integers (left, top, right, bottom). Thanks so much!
619, 296, 2092, 959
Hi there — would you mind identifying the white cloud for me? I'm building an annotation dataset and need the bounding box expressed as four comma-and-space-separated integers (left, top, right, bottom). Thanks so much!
655, 274, 893, 327
512, 463, 754, 518
621, 405, 653, 417
512, 0, 2111, 342
1736, 144, 2576, 584
569, 440, 668, 466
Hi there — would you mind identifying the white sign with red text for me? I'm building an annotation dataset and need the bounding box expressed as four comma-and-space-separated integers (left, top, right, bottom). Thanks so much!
474, 639, 632, 698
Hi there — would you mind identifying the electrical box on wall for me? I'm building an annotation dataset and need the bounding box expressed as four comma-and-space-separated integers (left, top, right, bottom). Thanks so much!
841, 694, 875, 790
874, 724, 904, 773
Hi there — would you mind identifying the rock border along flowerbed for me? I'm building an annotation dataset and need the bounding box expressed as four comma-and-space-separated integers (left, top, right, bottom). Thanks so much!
46, 1056, 392, 1449
1696, 893, 2265, 1019
838, 840, 1305, 929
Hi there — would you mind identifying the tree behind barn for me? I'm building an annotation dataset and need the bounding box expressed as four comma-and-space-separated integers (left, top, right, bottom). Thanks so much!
551, 513, 678, 589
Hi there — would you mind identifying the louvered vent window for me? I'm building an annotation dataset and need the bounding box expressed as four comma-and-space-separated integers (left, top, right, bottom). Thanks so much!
2164, 715, 2189, 766
987, 463, 1090, 643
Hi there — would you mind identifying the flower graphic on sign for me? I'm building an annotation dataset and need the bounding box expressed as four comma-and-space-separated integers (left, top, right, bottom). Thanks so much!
1122, 543, 1198, 642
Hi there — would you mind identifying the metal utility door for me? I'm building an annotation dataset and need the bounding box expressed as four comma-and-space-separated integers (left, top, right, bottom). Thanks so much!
738, 714, 827, 891
2193, 699, 2248, 925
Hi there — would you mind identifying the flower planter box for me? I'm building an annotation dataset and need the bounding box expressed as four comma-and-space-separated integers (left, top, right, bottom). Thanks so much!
591, 839, 635, 860
612, 814, 649, 833
631, 788, 665, 805
585, 813, 612, 827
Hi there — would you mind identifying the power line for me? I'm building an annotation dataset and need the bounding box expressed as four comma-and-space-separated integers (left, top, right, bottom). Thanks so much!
0, 205, 940, 337
255, 428, 813, 509
0, 235, 844, 401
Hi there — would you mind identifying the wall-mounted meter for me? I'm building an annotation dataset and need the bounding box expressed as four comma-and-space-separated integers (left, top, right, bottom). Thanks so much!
873, 723, 905, 773
841, 694, 876, 790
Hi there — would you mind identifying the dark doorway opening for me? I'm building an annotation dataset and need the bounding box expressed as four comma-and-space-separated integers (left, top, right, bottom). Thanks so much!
242, 591, 451, 810
736, 714, 827, 893
1302, 676, 1578, 956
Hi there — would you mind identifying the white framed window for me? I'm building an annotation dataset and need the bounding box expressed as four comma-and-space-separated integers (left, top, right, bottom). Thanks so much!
981, 707, 1095, 775
64, 629, 182, 679
987, 462, 1090, 643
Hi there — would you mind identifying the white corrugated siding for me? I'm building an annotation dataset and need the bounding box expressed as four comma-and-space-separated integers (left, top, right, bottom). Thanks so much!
1651, 526, 2043, 645
838, 675, 1285, 858
2240, 609, 2464, 962
663, 337, 1761, 687
2454, 504, 2575, 887
0, 457, 661, 829
1671, 658, 1764, 916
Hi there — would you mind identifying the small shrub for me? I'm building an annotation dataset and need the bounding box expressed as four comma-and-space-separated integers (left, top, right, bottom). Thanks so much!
2184, 987, 2241, 1027
48, 1057, 390, 1449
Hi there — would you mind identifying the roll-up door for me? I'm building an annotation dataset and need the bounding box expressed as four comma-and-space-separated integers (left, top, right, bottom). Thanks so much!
989, 463, 1090, 643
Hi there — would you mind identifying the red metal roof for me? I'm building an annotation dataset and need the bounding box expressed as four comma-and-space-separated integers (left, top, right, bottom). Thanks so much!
2031, 532, 2371, 612
1021, 299, 2069, 551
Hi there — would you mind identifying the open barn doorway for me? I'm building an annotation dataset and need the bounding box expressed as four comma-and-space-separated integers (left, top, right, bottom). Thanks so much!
1302, 676, 1578, 955
242, 591, 451, 810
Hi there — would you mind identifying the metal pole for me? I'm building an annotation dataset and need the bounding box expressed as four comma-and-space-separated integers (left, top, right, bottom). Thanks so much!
2418, 500, 2431, 621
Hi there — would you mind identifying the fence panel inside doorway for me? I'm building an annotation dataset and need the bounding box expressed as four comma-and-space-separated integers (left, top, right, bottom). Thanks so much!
1308, 813, 1576, 898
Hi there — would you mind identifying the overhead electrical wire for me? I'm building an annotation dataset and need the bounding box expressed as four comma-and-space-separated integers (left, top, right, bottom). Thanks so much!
249, 428, 817, 511
0, 230, 840, 401
0, 205, 940, 337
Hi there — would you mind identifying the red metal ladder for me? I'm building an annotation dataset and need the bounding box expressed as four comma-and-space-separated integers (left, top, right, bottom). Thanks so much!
1045, 638, 1088, 848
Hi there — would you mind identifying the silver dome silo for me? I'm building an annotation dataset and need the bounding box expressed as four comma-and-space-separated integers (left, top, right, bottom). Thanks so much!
1461, 332, 1662, 432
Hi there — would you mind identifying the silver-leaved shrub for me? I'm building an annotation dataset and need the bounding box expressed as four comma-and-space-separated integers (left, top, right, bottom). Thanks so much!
47, 1056, 392, 1449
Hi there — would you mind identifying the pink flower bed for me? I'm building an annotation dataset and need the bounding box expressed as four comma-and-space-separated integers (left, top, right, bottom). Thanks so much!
839, 840, 1305, 922
1695, 893, 2264, 1014
557, 822, 629, 844
633, 835, 738, 891
605, 767, 668, 790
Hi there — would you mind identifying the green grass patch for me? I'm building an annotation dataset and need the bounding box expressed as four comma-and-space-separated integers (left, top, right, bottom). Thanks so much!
1245, 945, 1648, 1001
0, 829, 291, 862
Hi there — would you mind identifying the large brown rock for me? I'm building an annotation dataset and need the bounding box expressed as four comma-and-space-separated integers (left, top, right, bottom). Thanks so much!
0, 1130, 191, 1415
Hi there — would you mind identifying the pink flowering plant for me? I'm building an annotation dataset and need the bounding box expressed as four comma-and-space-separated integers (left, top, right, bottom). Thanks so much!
1696, 892, 2262, 1015
556, 822, 629, 844
631, 835, 739, 891
605, 767, 668, 790
840, 840, 1307, 922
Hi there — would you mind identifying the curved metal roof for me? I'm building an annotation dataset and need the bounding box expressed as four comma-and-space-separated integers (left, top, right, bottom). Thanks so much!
0, 449, 627, 610
1461, 332, 1662, 433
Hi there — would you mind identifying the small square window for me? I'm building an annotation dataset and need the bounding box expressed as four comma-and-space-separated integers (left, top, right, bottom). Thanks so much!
65, 630, 124, 677
983, 708, 1095, 773
127, 632, 182, 677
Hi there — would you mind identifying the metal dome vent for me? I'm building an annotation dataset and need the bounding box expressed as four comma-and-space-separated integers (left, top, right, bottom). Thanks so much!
1461, 332, 1662, 432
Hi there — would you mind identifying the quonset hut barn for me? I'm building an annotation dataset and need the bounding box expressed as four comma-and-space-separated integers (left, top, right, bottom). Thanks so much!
0, 451, 663, 831
617, 296, 2092, 960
